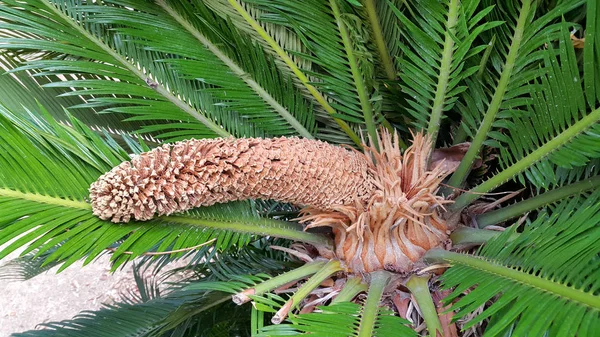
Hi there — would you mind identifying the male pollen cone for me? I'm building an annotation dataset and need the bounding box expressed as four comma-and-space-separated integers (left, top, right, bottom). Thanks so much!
90, 132, 453, 273
89, 137, 375, 223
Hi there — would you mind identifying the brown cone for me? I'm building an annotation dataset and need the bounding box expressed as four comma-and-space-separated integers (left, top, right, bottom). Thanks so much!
90, 137, 375, 223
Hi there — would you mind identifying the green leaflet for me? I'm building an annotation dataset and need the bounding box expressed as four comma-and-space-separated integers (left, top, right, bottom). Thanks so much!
428, 192, 600, 337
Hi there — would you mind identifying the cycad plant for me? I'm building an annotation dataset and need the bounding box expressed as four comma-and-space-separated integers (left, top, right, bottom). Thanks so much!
0, 0, 599, 336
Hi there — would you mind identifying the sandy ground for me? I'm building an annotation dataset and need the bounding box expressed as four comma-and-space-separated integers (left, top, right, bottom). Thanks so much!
0, 247, 146, 336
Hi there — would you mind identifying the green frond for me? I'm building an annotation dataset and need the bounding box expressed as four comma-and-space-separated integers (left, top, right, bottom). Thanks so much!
452, 103, 600, 210
0, 54, 142, 133
207, 0, 362, 145
389, 0, 500, 140
204, 0, 313, 73
0, 0, 232, 139
428, 192, 600, 337
93, 0, 317, 139
240, 268, 414, 337
451, 16, 600, 210
0, 104, 328, 273
490, 24, 600, 190
448, 0, 586, 189
371, 0, 404, 66
362, 0, 396, 80
228, 0, 381, 141
476, 176, 600, 227
270, 0, 372, 124
584, 0, 600, 108
7, 222, 296, 336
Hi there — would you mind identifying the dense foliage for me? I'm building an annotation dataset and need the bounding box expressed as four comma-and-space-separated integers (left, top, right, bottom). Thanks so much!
0, 0, 598, 336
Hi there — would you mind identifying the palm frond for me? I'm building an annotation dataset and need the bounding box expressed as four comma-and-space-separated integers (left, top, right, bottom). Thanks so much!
447, 0, 587, 189
0, 0, 230, 139
372, 0, 404, 70
253, 0, 367, 123
204, 0, 313, 72
217, 0, 389, 144
584, 0, 600, 107
476, 177, 600, 227
7, 217, 297, 337
389, 0, 501, 141
490, 24, 600, 190
428, 192, 600, 337
90, 0, 317, 139
204, 0, 363, 145
0, 54, 164, 151
0, 55, 118, 130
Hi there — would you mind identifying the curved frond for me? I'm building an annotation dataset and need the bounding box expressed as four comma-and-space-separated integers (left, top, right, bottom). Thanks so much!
448, 0, 587, 189
94, 0, 317, 139
252, 0, 366, 122
491, 24, 600, 190
0, 54, 140, 133
428, 192, 600, 337
220, 0, 383, 145
457, 0, 586, 139
389, 0, 501, 140
0, 0, 230, 139
583, 0, 600, 108
204, 0, 313, 74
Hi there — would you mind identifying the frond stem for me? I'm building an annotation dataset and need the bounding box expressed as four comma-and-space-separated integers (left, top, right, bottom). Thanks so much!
451, 106, 600, 211
226, 0, 362, 146
476, 175, 600, 227
330, 0, 378, 148
232, 261, 327, 305
357, 270, 392, 337
164, 215, 332, 248
364, 0, 396, 80
445, 0, 532, 190
0, 188, 91, 210
272, 260, 343, 324
426, 0, 460, 146
425, 249, 600, 309
157, 0, 314, 139
332, 276, 368, 303
450, 227, 504, 246
41, 0, 229, 137
406, 274, 443, 337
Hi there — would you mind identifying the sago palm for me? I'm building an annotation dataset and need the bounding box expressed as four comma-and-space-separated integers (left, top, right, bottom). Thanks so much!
0, 0, 598, 336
